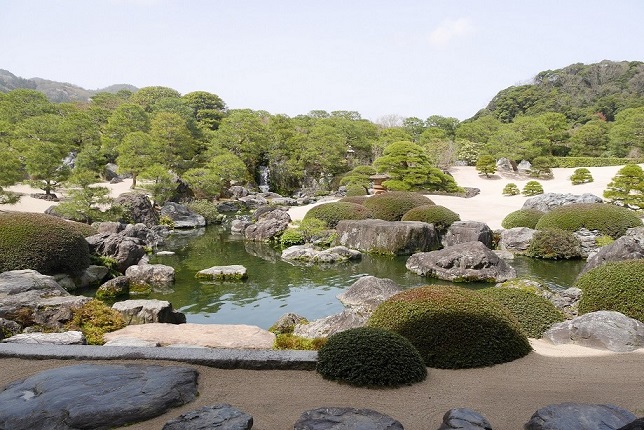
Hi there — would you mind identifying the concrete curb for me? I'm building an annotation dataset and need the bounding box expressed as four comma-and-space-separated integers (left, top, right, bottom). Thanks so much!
0, 344, 318, 370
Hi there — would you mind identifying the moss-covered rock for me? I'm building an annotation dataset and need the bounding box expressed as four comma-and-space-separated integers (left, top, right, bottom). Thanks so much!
534, 203, 642, 239
575, 260, 644, 323
501, 209, 545, 229
526, 228, 582, 260
401, 204, 460, 231
316, 327, 427, 387
368, 285, 531, 369
0, 212, 91, 275
362, 192, 433, 221
303, 201, 372, 228
478, 287, 566, 338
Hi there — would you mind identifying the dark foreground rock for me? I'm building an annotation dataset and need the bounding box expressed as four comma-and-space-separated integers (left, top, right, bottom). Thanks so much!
293, 407, 403, 430
438, 407, 492, 430
0, 364, 198, 430
163, 404, 253, 430
336, 219, 440, 255
525, 403, 636, 430
619, 418, 644, 430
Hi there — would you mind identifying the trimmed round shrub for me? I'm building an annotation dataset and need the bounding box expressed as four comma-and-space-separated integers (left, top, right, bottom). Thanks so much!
316, 327, 427, 387
575, 260, 644, 323
526, 228, 582, 259
401, 204, 460, 231
478, 288, 565, 338
534, 203, 643, 239
0, 212, 91, 275
362, 191, 434, 221
368, 285, 531, 369
339, 195, 369, 205
522, 180, 544, 196
303, 201, 372, 228
67, 220, 98, 237
501, 209, 545, 229
344, 183, 368, 197
570, 168, 594, 185
502, 183, 521, 196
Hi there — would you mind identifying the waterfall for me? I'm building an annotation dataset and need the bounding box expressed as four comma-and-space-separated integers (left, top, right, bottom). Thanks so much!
259, 166, 270, 193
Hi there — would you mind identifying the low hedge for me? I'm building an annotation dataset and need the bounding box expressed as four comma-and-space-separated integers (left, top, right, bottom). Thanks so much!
401, 204, 460, 231
362, 191, 434, 221
339, 195, 369, 205
575, 260, 644, 323
477, 288, 565, 338
316, 327, 427, 387
303, 201, 372, 228
552, 157, 644, 168
526, 228, 582, 260
367, 285, 531, 369
501, 209, 545, 229
534, 203, 643, 239
0, 212, 91, 275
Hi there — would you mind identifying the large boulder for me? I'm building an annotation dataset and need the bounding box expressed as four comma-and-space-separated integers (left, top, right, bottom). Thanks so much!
499, 227, 536, 253
96, 276, 130, 300
337, 276, 402, 312
293, 407, 403, 430
442, 221, 493, 248
438, 408, 493, 430
0, 364, 198, 430
336, 219, 440, 255
281, 245, 361, 263
125, 264, 175, 287
114, 192, 159, 226
243, 207, 290, 242
525, 403, 637, 430
581, 227, 644, 275
293, 309, 369, 339
160, 202, 206, 228
86, 233, 146, 273
406, 241, 517, 282
112, 299, 186, 325
543, 311, 644, 352
522, 192, 603, 213
163, 404, 253, 430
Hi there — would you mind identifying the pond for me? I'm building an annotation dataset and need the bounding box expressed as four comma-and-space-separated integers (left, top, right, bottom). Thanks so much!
139, 226, 587, 330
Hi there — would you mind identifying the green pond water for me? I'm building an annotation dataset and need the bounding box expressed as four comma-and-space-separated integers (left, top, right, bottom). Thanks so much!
135, 226, 587, 330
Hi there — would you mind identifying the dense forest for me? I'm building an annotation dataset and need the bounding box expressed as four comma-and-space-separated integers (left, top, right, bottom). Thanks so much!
0, 60, 643, 212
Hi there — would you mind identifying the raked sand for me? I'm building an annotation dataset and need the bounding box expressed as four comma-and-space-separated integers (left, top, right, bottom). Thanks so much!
1, 165, 643, 429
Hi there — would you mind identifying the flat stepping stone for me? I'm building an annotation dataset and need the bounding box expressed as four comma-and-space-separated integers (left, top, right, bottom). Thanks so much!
525, 403, 636, 430
163, 404, 253, 429
0, 364, 198, 430
1, 331, 86, 345
196, 265, 248, 280
294, 407, 403, 429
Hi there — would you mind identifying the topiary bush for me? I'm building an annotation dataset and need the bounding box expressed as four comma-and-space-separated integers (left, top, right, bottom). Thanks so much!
570, 168, 594, 185
367, 285, 531, 369
344, 183, 368, 197
526, 228, 582, 259
522, 180, 544, 196
316, 327, 427, 387
340, 195, 369, 205
0, 212, 91, 275
534, 203, 643, 239
477, 287, 566, 338
501, 209, 545, 229
303, 201, 372, 228
502, 183, 521, 196
401, 204, 460, 231
362, 191, 434, 221
575, 260, 644, 323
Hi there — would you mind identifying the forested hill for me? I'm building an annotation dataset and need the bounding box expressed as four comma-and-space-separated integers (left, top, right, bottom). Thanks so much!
479, 60, 644, 123
0, 69, 137, 103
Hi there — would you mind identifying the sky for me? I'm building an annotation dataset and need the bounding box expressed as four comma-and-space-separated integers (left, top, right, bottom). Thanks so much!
1, 0, 643, 122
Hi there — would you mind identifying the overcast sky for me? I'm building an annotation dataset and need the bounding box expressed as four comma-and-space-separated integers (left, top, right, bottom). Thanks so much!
2, 0, 643, 121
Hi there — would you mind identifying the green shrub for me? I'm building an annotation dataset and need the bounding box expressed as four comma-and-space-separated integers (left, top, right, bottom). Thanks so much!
522, 181, 544, 196
303, 201, 372, 228
534, 203, 643, 239
552, 157, 644, 168
0, 212, 91, 275
362, 191, 434, 221
186, 199, 224, 224
575, 260, 644, 323
401, 204, 460, 231
529, 156, 554, 179
501, 209, 545, 229
279, 228, 305, 246
570, 168, 594, 185
316, 327, 427, 387
368, 285, 531, 369
339, 195, 369, 205
66, 220, 98, 237
66, 299, 126, 345
477, 288, 565, 338
274, 333, 326, 350
502, 183, 521, 196
344, 183, 368, 197
526, 228, 582, 259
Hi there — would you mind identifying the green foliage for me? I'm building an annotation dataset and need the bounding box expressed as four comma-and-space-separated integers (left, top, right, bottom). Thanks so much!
477, 288, 565, 338
56, 170, 122, 224
552, 157, 644, 168
368, 285, 531, 369
603, 163, 644, 209
475, 154, 497, 177
522, 180, 544, 196
570, 168, 594, 185
139, 164, 175, 205
339, 195, 369, 205
529, 156, 554, 179
345, 183, 367, 197
534, 203, 643, 239
526, 228, 582, 260
595, 235, 615, 247
575, 260, 644, 323
66, 299, 126, 345
274, 333, 326, 351
158, 215, 175, 228
0, 212, 91, 275
401, 204, 460, 231
502, 183, 521, 196
362, 191, 433, 221
185, 199, 224, 224
340, 165, 376, 190
303, 201, 372, 228
501, 209, 545, 229
316, 327, 427, 387
279, 228, 305, 246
